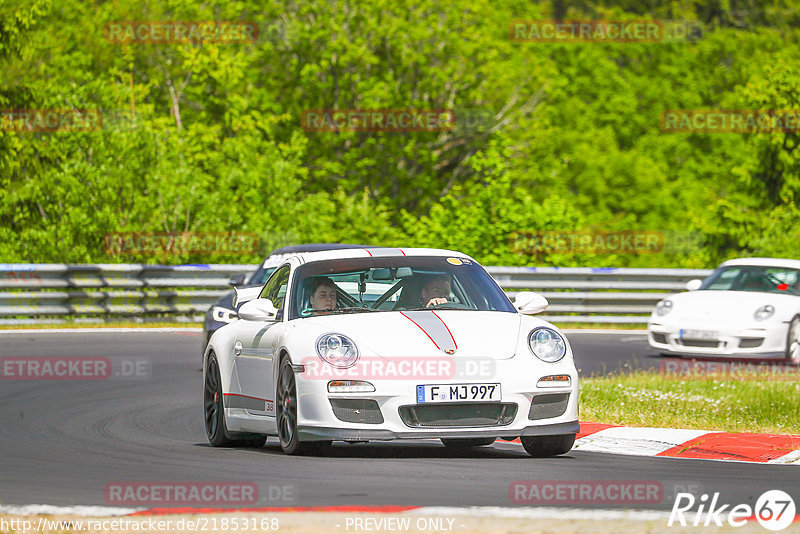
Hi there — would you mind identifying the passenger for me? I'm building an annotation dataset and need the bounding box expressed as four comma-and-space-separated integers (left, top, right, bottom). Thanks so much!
309, 277, 337, 312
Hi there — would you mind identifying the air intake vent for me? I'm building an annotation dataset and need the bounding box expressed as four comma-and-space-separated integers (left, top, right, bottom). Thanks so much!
528, 393, 570, 420
679, 339, 720, 348
738, 338, 764, 348
329, 399, 384, 424
398, 402, 517, 428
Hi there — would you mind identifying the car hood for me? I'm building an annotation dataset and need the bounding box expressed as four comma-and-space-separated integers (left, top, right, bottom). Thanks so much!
657, 290, 798, 322
300, 310, 521, 360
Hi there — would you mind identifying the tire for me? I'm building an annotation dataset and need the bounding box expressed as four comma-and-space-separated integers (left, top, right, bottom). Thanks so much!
204, 353, 267, 448
202, 332, 212, 363
786, 316, 800, 365
440, 438, 496, 449
276, 357, 331, 455
520, 434, 575, 457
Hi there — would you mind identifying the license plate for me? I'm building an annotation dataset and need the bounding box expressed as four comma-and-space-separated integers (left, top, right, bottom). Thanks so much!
416, 383, 501, 403
680, 329, 718, 340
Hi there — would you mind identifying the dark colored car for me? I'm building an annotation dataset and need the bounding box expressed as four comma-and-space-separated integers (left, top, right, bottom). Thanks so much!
202, 244, 377, 354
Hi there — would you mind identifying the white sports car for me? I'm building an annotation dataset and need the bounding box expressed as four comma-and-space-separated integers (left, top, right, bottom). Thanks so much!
203, 248, 579, 456
648, 257, 800, 363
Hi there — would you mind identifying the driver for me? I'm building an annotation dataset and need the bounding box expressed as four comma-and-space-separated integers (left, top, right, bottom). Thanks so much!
309, 277, 337, 312
419, 274, 451, 308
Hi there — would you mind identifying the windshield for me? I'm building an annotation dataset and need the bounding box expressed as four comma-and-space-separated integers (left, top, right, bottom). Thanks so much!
289, 256, 515, 319
700, 265, 800, 295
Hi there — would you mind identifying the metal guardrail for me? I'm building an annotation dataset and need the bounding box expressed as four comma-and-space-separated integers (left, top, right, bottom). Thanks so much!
0, 264, 252, 325
490, 267, 713, 324
0, 264, 713, 325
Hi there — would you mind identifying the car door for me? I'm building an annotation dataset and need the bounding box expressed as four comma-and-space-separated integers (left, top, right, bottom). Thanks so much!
233, 264, 290, 417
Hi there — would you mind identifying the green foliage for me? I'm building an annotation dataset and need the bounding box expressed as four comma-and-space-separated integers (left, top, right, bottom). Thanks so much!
1, 0, 800, 267
403, 138, 585, 265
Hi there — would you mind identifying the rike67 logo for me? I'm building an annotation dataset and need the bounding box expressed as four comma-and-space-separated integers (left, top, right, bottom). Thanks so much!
669, 490, 796, 531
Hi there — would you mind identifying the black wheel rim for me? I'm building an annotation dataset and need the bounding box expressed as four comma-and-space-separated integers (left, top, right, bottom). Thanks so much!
277, 364, 297, 447
204, 358, 221, 438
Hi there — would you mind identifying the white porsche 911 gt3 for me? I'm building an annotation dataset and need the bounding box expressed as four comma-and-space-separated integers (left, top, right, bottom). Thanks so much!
203, 248, 579, 456
648, 257, 800, 363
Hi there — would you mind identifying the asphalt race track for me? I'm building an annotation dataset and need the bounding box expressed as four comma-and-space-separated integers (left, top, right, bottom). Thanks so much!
0, 330, 795, 510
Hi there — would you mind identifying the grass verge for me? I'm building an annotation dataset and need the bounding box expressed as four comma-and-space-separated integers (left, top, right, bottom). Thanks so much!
581, 369, 800, 434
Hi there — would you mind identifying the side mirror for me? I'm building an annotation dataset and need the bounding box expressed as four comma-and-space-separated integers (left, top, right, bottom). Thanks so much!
685, 279, 702, 291
232, 285, 262, 308
238, 298, 278, 322
514, 292, 549, 315
228, 273, 247, 287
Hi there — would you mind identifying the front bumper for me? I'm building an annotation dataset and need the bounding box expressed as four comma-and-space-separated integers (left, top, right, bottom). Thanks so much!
299, 420, 580, 441
648, 320, 787, 359
291, 357, 580, 441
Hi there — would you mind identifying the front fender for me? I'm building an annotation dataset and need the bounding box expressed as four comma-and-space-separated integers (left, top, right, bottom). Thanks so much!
203, 322, 240, 398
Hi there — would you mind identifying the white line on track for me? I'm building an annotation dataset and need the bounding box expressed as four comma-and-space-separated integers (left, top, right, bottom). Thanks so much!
0, 504, 671, 521
0, 505, 140, 516
414, 506, 671, 521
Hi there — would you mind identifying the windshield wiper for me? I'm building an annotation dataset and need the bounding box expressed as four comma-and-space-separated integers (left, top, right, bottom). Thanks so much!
328, 306, 378, 314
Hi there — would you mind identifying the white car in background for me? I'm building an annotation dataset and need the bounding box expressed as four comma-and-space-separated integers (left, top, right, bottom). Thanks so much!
648, 258, 800, 364
203, 248, 579, 456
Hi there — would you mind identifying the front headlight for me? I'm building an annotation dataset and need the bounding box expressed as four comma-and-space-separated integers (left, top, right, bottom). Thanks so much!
528, 328, 567, 363
211, 306, 238, 323
655, 299, 673, 316
315, 333, 359, 368
754, 304, 775, 321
